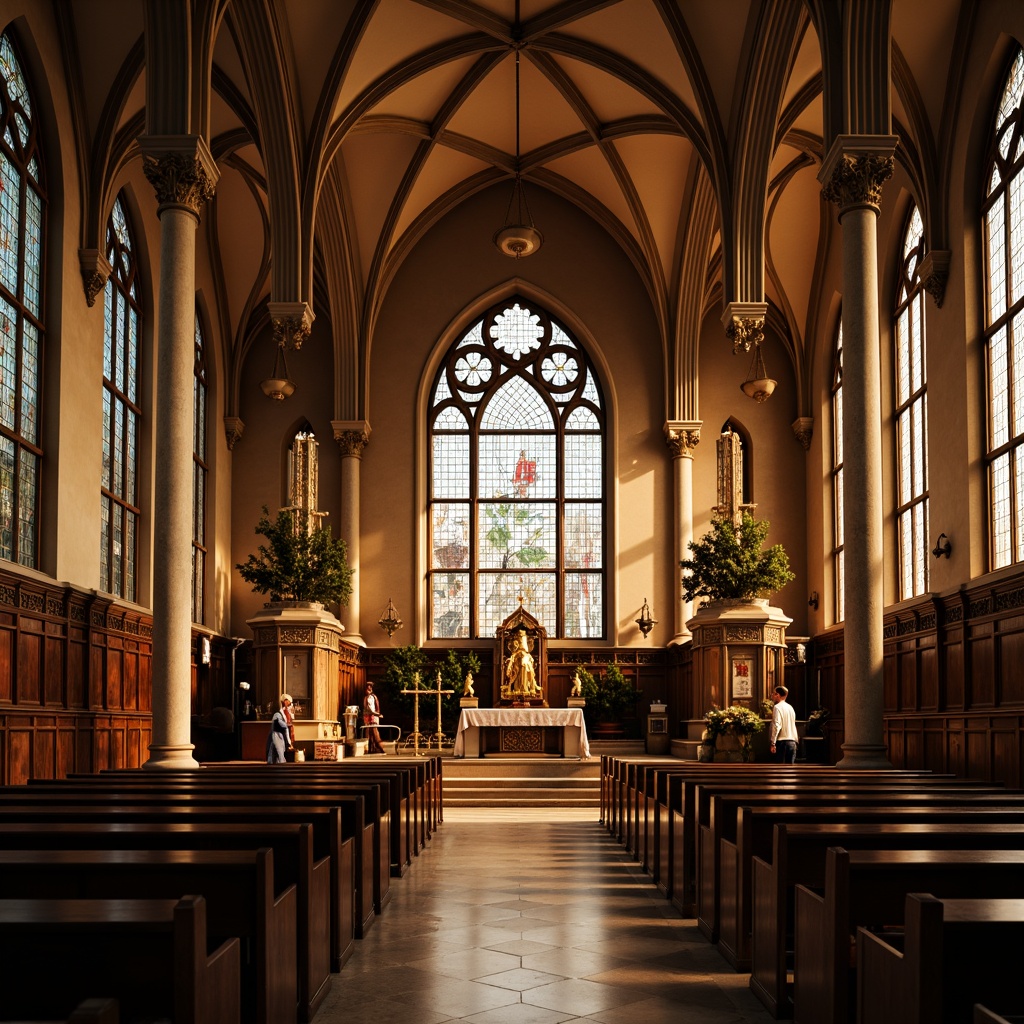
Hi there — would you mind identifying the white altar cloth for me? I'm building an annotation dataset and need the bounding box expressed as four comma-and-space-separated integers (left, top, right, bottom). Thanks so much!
453, 707, 590, 759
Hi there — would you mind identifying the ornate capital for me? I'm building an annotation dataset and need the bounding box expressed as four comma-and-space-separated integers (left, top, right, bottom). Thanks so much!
664, 420, 701, 457
224, 416, 245, 450
138, 134, 219, 215
268, 301, 315, 351
792, 416, 813, 451
332, 419, 371, 458
721, 301, 767, 354
78, 248, 112, 307
918, 250, 951, 308
819, 134, 898, 214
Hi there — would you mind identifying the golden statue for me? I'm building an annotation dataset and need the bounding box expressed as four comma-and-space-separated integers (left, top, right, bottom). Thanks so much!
462, 671, 475, 697
570, 669, 583, 697
505, 628, 539, 698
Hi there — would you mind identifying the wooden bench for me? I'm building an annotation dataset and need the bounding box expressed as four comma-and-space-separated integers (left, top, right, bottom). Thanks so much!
857, 894, 1024, 1024
793, 847, 1024, 1024
0, 847, 297, 1024
0, 818, 333, 1021
0, 895, 239, 1024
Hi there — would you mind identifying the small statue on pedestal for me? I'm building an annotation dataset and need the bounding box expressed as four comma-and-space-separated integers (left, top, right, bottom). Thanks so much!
462, 671, 475, 697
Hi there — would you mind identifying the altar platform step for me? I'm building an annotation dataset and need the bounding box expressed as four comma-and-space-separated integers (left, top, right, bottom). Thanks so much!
443, 756, 601, 807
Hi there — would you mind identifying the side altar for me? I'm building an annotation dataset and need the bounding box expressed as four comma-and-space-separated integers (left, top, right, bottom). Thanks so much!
453, 707, 589, 759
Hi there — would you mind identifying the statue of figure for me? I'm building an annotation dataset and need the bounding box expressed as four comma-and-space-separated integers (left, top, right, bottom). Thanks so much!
462, 671, 475, 697
570, 669, 582, 697
505, 629, 539, 697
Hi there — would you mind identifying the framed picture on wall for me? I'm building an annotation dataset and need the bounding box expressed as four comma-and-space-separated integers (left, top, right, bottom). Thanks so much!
731, 655, 753, 699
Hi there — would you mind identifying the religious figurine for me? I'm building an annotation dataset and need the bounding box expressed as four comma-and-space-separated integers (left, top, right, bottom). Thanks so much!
505, 628, 539, 698
462, 671, 475, 697
570, 670, 582, 697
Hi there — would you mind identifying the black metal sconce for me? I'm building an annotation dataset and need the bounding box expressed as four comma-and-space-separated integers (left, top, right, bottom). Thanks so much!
635, 598, 657, 639
931, 533, 951, 559
808, 591, 819, 611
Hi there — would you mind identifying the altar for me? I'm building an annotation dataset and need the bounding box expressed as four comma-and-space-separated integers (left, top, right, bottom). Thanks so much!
453, 708, 590, 759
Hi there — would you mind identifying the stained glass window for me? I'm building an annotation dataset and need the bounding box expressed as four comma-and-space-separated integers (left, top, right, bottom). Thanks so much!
193, 312, 208, 623
983, 47, 1024, 569
893, 205, 929, 598
101, 195, 141, 600
428, 298, 605, 638
832, 328, 845, 623
0, 32, 43, 567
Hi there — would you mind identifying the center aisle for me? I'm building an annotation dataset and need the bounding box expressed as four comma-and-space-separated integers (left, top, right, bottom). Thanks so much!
317, 807, 773, 1024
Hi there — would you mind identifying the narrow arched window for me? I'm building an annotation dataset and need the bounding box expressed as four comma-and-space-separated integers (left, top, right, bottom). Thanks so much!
831, 326, 844, 623
101, 195, 141, 600
192, 311, 208, 623
983, 47, 1024, 569
428, 297, 605, 638
0, 32, 44, 568
893, 205, 929, 597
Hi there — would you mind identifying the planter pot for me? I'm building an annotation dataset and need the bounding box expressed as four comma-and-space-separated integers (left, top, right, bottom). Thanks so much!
710, 729, 760, 763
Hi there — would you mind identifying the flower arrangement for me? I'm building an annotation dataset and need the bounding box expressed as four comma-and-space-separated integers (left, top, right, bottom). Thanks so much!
805, 705, 831, 737
703, 704, 766, 740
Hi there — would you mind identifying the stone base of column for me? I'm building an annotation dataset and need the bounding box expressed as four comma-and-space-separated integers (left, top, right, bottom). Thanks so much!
835, 743, 893, 770
668, 630, 692, 645
142, 744, 200, 770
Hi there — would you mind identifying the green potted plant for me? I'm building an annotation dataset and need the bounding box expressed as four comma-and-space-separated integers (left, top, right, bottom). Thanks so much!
681, 509, 793, 605
578, 663, 640, 737
236, 506, 353, 607
702, 704, 765, 762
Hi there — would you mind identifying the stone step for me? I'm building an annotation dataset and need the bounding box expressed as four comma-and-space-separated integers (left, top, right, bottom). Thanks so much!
445, 777, 597, 789
442, 754, 601, 806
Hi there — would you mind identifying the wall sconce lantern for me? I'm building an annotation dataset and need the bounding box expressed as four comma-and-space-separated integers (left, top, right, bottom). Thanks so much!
377, 598, 403, 639
931, 533, 951, 559
635, 598, 657, 639
260, 340, 296, 401
808, 591, 819, 610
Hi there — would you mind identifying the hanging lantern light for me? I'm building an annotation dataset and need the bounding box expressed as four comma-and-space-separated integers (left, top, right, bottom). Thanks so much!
740, 341, 776, 402
260, 340, 295, 401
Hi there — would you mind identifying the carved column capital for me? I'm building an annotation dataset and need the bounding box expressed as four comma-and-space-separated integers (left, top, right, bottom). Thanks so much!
332, 420, 371, 458
792, 416, 814, 451
269, 301, 315, 351
721, 301, 767, 354
819, 134, 899, 214
918, 250, 951, 308
664, 420, 701, 457
138, 134, 219, 216
78, 248, 112, 307
223, 416, 245, 450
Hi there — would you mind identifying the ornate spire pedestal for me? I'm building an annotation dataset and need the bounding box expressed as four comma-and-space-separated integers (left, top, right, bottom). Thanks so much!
241, 433, 346, 761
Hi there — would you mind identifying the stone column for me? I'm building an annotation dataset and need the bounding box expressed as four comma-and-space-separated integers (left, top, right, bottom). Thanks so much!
820, 135, 897, 769
139, 136, 218, 769
664, 421, 701, 643
332, 421, 370, 645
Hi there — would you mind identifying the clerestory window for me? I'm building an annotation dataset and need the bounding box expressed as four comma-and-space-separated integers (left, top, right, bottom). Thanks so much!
428, 297, 605, 639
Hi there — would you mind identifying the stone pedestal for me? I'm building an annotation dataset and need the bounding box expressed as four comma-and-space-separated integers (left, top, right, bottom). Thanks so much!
460, 697, 479, 709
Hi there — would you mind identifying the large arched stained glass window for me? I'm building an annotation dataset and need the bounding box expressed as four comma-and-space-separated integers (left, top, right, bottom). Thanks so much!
983, 47, 1024, 569
0, 32, 44, 568
428, 298, 605, 639
893, 205, 929, 598
101, 195, 141, 600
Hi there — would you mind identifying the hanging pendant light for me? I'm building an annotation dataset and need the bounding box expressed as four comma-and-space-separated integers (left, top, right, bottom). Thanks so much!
740, 341, 776, 402
260, 339, 296, 401
493, 1, 542, 258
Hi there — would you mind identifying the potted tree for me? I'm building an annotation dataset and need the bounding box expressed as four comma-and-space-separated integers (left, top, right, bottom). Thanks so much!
577, 663, 640, 739
237, 505, 353, 609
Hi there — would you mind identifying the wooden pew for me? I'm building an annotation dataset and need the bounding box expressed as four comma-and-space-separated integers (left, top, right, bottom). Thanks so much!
793, 847, 1024, 1024
975, 1005, 1024, 1023
857, 894, 1024, 1024
0, 801, 352, 1017
0, 895, 239, 1024
0, 819, 333, 1022
702, 786, 1023, 955
11, 779, 378, 936
0, 847, 296, 1024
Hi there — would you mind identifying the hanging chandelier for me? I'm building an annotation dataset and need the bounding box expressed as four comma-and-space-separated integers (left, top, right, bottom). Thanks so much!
260, 339, 295, 401
740, 341, 776, 402
493, 1, 543, 259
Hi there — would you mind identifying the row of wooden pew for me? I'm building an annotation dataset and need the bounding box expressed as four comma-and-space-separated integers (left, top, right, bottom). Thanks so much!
600, 755, 1024, 1024
0, 756, 442, 1024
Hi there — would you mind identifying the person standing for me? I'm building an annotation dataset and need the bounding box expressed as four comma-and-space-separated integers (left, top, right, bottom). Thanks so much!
769, 685, 798, 763
266, 693, 295, 763
363, 682, 385, 754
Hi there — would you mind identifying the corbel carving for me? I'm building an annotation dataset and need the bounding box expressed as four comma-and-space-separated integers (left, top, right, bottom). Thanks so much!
792, 416, 813, 451
223, 416, 244, 450
269, 301, 315, 351
918, 250, 951, 308
721, 301, 767, 354
78, 249, 112, 308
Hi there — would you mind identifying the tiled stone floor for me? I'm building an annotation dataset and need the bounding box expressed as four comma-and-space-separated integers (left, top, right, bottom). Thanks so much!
318, 807, 774, 1023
